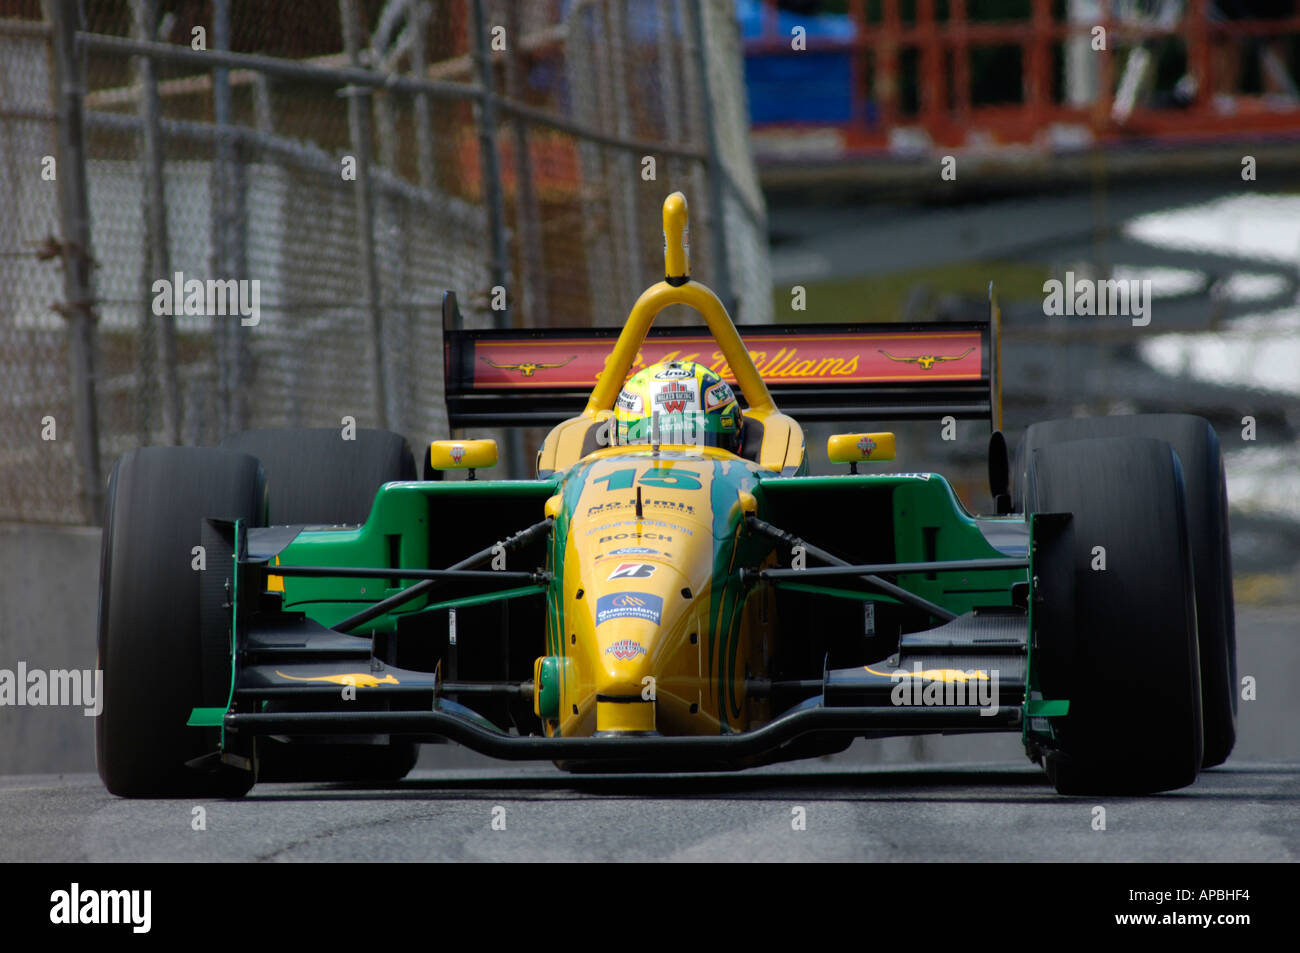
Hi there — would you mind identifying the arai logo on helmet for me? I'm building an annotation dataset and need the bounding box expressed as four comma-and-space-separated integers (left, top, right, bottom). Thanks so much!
654, 364, 695, 380
857, 436, 876, 458
450, 444, 465, 463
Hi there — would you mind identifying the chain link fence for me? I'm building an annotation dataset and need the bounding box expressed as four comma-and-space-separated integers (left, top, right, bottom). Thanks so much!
1, 13, 76, 523
0, 0, 770, 524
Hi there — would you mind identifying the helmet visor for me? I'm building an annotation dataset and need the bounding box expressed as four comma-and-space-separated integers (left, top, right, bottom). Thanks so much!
617, 409, 739, 449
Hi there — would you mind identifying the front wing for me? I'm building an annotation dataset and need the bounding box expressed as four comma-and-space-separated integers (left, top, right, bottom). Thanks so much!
189, 508, 1075, 773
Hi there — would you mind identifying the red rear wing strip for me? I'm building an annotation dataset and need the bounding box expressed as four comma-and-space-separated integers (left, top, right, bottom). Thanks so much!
442, 294, 995, 429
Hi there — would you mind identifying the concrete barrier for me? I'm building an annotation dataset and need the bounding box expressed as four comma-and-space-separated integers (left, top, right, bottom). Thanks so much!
0, 524, 101, 774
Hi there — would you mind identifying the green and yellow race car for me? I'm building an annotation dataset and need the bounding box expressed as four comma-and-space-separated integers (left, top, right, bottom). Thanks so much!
97, 193, 1236, 797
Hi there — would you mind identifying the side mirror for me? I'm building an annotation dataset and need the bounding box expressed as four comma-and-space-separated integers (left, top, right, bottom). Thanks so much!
988, 430, 1011, 514
827, 432, 896, 474
426, 439, 498, 480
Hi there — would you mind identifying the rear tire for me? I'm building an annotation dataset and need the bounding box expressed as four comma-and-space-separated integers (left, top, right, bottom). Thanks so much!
96, 448, 264, 797
1017, 414, 1235, 768
1026, 436, 1202, 795
218, 427, 419, 783
218, 427, 416, 524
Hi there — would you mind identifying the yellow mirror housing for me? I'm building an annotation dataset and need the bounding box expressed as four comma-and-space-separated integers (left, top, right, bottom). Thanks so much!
828, 432, 896, 469
428, 439, 498, 473
737, 489, 757, 515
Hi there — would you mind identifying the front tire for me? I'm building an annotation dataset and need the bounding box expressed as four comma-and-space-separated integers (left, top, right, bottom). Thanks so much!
96, 448, 264, 797
1018, 414, 1236, 767
1027, 436, 1203, 795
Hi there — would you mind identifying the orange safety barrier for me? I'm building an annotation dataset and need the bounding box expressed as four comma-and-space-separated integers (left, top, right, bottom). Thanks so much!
746, 0, 1300, 156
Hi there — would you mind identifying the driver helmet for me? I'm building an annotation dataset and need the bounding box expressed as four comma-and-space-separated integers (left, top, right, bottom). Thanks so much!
613, 360, 743, 453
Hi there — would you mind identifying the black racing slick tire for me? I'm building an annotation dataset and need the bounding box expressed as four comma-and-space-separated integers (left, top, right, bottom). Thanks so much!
1026, 436, 1203, 795
1017, 414, 1235, 768
96, 447, 264, 797
218, 427, 416, 525
218, 427, 419, 783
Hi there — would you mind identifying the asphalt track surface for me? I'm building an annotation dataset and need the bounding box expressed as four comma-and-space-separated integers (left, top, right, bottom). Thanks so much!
2, 604, 1296, 862
4, 762, 1296, 862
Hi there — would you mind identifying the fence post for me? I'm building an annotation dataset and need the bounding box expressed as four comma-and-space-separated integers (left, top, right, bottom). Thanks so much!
212, 0, 251, 434
608, 0, 644, 303
132, 0, 181, 445
409, 1, 437, 195
564, 4, 618, 327
505, 0, 545, 328
657, 0, 683, 188
45, 0, 104, 524
408, 1, 450, 443
129, 0, 156, 445
591, 6, 625, 303
677, 0, 709, 283
469, 0, 510, 326
686, 0, 735, 315
371, 19, 407, 436
340, 0, 390, 430
469, 0, 524, 477
210, 0, 230, 434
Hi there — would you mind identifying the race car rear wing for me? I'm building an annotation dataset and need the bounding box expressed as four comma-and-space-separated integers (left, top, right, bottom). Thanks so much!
442, 288, 1003, 430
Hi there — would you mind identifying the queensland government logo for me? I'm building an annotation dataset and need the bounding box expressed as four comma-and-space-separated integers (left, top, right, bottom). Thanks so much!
595, 591, 664, 626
